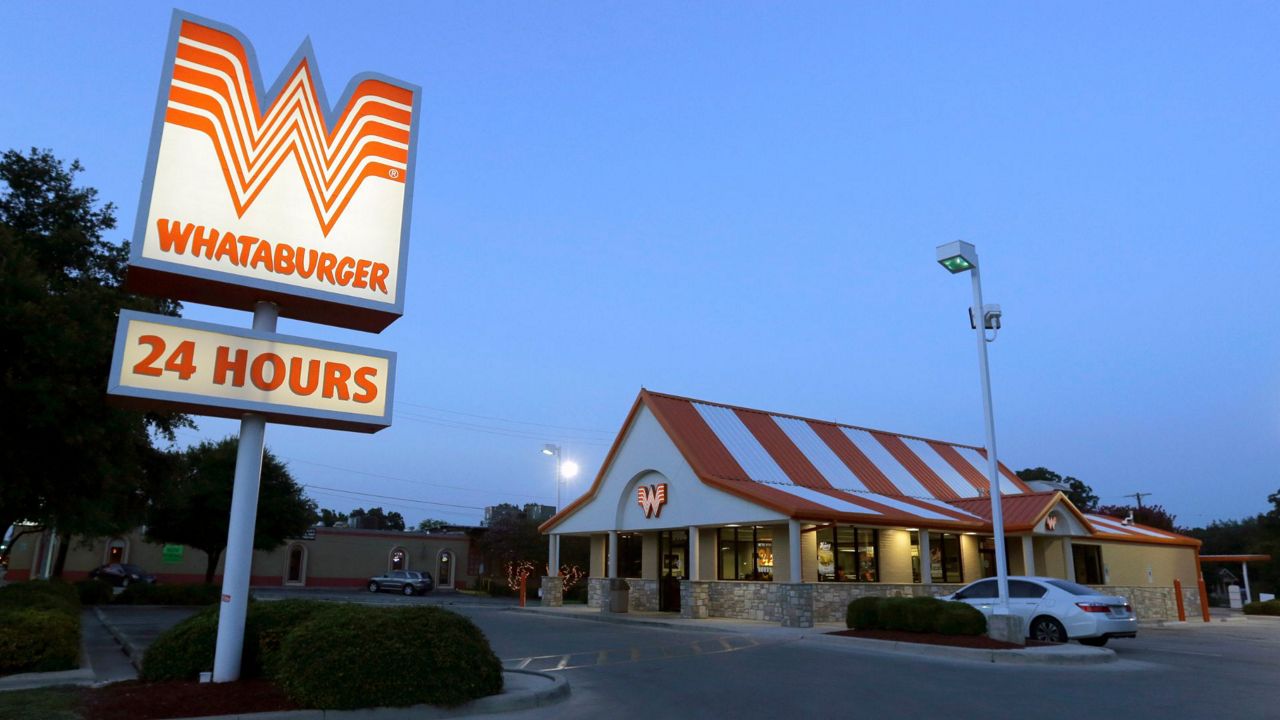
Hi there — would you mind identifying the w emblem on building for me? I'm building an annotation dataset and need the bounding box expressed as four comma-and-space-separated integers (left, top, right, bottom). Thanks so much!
636, 484, 668, 518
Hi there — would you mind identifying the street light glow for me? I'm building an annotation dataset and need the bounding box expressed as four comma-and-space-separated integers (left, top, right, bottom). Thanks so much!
939, 255, 974, 273
561, 460, 580, 479
541, 444, 557, 456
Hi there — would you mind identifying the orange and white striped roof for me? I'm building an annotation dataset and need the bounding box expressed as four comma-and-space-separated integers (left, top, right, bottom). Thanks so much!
543, 390, 1200, 547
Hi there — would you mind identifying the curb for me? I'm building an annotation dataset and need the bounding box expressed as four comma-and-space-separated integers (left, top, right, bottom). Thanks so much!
94, 606, 146, 671
508, 606, 745, 635
151, 670, 568, 720
805, 633, 1117, 665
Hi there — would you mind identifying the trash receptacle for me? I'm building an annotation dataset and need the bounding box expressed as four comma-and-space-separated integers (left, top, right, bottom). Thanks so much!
608, 578, 630, 613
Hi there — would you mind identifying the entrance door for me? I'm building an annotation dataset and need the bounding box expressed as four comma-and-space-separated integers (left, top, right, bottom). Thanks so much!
658, 530, 688, 612
438, 550, 454, 589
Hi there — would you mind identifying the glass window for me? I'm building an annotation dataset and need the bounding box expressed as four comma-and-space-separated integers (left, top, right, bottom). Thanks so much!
815, 526, 878, 582
717, 527, 774, 581
1072, 545, 1104, 585
618, 533, 643, 578
957, 579, 997, 599
1010, 580, 1048, 599
930, 533, 963, 583
911, 532, 922, 583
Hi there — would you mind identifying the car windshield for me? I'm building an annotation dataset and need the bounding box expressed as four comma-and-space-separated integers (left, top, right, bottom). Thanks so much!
1046, 579, 1101, 596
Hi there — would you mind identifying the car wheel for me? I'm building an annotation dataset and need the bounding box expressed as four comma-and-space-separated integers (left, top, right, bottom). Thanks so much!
1079, 637, 1109, 647
1030, 616, 1067, 644
402, 585, 415, 596
367, 581, 379, 593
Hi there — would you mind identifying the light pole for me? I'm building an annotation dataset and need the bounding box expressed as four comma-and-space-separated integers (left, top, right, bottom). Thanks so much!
937, 240, 1010, 615
541, 444, 579, 511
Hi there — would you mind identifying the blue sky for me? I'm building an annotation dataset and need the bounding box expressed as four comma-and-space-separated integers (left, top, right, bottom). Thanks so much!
3, 2, 1277, 528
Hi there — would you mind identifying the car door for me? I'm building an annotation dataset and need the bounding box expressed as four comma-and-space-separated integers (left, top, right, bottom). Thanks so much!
952, 579, 999, 615
1007, 580, 1049, 635
388, 571, 406, 590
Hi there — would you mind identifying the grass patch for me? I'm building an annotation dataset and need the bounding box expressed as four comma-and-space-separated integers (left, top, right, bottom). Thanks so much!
0, 686, 82, 720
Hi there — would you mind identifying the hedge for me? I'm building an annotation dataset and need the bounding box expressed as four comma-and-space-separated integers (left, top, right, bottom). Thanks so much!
114, 583, 221, 606
845, 595, 986, 636
0, 581, 81, 676
1243, 599, 1280, 616
142, 599, 329, 681
275, 605, 504, 709
75, 579, 115, 606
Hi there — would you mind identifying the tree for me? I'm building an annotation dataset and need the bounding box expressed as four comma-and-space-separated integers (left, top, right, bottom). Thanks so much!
1015, 467, 1098, 511
1185, 489, 1280, 597
144, 437, 316, 583
1096, 503, 1178, 531
0, 148, 188, 561
416, 518, 449, 532
475, 504, 547, 579
317, 509, 349, 527
348, 507, 405, 531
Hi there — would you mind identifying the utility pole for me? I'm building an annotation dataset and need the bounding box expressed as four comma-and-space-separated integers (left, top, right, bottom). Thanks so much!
1123, 492, 1151, 510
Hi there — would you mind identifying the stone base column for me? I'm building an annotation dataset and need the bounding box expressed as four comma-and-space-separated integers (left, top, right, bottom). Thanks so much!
987, 614, 1025, 645
681, 580, 710, 619
587, 577, 609, 608
541, 576, 564, 607
780, 583, 814, 628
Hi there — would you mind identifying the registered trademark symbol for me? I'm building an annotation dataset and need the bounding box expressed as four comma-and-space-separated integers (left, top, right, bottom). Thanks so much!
388, 168, 400, 179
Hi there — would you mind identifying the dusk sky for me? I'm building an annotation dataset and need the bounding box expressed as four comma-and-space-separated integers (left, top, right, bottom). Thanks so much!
3, 2, 1277, 528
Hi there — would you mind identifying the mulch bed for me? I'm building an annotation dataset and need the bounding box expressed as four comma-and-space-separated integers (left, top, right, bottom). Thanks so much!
830, 629, 1051, 650
79, 679, 302, 720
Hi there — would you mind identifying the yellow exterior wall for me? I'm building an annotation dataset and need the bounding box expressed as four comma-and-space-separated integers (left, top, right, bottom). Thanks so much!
960, 534, 980, 583
641, 533, 660, 580
1091, 540, 1199, 587
801, 529, 818, 582
878, 529, 914, 584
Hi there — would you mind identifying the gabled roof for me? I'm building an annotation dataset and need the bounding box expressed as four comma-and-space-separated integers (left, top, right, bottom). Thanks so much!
1084, 513, 1199, 547
540, 390, 1201, 548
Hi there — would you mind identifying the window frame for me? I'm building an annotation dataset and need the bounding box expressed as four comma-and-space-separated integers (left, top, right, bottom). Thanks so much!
815, 525, 879, 583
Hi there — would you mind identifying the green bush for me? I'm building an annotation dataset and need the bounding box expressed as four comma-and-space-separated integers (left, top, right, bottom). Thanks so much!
1243, 599, 1280, 616
0, 580, 80, 614
75, 579, 114, 606
0, 607, 80, 675
845, 596, 883, 629
276, 605, 503, 709
877, 597, 914, 631
115, 583, 221, 606
903, 596, 948, 633
935, 602, 987, 636
142, 600, 331, 681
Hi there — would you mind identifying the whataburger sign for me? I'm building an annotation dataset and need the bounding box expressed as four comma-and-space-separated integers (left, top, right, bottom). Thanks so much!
127, 12, 420, 332
109, 10, 419, 432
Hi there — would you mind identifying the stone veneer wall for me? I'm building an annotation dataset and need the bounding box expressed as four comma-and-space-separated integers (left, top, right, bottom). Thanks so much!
681, 581, 710, 619
1181, 585, 1203, 621
587, 577, 608, 608
811, 583, 963, 624
628, 579, 659, 612
707, 581, 785, 622
1089, 585, 1179, 621
541, 576, 564, 607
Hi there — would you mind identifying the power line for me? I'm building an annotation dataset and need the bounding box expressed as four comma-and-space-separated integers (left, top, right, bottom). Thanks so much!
393, 411, 612, 446
280, 456, 549, 502
302, 484, 487, 511
395, 401, 615, 435
1123, 492, 1152, 510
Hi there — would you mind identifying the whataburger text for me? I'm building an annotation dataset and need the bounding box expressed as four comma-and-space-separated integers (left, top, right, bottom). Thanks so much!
109, 312, 393, 430
155, 218, 392, 294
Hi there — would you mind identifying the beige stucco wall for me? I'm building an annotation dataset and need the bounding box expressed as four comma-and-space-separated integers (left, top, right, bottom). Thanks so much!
1092, 540, 1199, 587
801, 529, 818, 582
878, 529, 914, 584
960, 534, 980, 583
641, 533, 660, 580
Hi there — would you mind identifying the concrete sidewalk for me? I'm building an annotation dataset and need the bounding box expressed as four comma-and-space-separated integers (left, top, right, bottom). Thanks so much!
515, 604, 1115, 665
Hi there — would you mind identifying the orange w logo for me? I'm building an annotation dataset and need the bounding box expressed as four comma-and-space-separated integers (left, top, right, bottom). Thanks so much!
164, 20, 413, 236
636, 484, 668, 518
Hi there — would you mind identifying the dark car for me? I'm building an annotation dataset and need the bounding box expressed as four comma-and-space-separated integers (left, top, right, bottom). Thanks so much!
367, 570, 433, 596
88, 563, 157, 588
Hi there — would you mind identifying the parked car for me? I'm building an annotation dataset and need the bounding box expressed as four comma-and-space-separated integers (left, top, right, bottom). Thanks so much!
942, 576, 1137, 646
88, 563, 157, 588
367, 570, 434, 596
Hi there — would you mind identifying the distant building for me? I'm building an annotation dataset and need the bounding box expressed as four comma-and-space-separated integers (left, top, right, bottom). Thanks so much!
484, 503, 556, 526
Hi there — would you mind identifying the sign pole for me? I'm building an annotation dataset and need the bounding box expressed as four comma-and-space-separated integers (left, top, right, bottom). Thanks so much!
212, 301, 277, 683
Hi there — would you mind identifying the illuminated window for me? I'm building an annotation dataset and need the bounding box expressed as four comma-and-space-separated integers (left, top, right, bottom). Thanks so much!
816, 526, 878, 582
390, 547, 407, 571
717, 527, 773, 581
910, 532, 963, 583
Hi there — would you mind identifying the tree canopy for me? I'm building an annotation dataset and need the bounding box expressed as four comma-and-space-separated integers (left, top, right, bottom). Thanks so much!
1015, 467, 1098, 511
144, 437, 315, 582
348, 507, 405, 531
0, 147, 188, 551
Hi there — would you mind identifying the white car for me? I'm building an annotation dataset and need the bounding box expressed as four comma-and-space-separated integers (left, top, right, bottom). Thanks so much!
942, 576, 1137, 646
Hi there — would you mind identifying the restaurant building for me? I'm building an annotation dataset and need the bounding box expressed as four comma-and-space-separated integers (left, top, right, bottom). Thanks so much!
539, 390, 1203, 626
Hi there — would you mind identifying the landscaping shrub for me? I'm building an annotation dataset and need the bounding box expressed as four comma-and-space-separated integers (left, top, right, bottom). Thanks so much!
845, 596, 883, 629
877, 597, 914, 631
1243, 599, 1280, 616
903, 596, 948, 633
0, 607, 80, 675
142, 600, 332, 681
115, 583, 221, 606
75, 579, 114, 606
935, 602, 987, 636
0, 580, 80, 614
275, 605, 503, 709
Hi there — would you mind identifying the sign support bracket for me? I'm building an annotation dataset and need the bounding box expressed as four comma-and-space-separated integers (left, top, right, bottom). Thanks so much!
212, 301, 278, 683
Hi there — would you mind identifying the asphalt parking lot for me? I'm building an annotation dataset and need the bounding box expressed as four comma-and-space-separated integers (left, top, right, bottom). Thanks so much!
98, 591, 1280, 720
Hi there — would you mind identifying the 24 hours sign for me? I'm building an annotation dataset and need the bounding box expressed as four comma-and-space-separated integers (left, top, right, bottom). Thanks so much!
108, 310, 394, 432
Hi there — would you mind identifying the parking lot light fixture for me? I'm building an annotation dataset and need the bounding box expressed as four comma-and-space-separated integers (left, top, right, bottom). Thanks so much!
936, 240, 1011, 616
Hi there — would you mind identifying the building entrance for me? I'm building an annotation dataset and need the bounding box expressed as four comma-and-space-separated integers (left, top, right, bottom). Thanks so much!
658, 530, 688, 612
